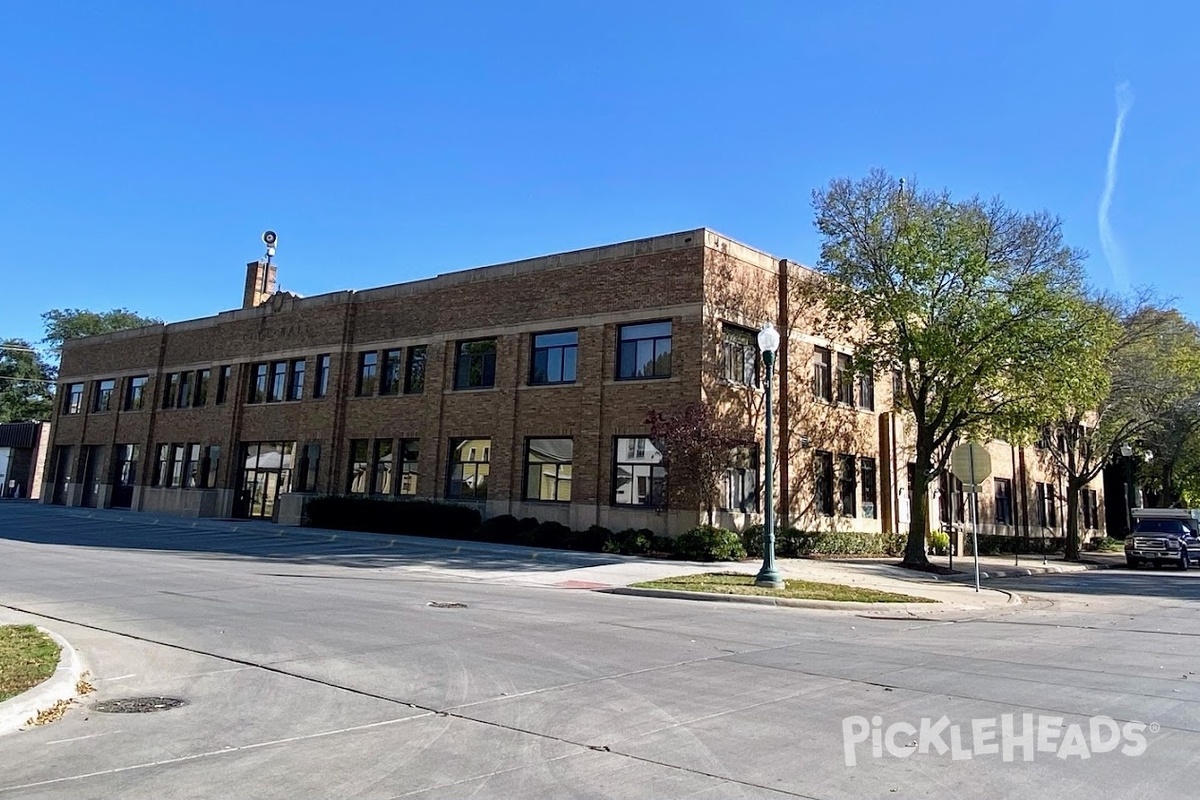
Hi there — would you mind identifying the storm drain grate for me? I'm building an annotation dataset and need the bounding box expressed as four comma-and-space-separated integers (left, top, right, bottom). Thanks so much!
92, 697, 188, 713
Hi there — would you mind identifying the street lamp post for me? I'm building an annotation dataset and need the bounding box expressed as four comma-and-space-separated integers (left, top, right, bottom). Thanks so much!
1120, 444, 1135, 536
755, 322, 784, 589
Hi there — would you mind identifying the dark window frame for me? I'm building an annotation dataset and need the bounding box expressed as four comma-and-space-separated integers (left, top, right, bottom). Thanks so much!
357, 352, 379, 396
215, 366, 231, 405
617, 321, 672, 381
856, 371, 875, 411
612, 436, 667, 508
195, 369, 211, 407
177, 371, 193, 409
861, 457, 878, 519
721, 444, 759, 513
398, 439, 419, 495
720, 324, 759, 387
314, 355, 331, 399
836, 353, 854, 405
93, 379, 116, 413
447, 437, 491, 500
995, 477, 1013, 525
162, 374, 180, 409
404, 346, 426, 394
524, 437, 574, 502
454, 339, 498, 390
125, 376, 148, 411
530, 330, 579, 386
814, 450, 834, 516
347, 439, 370, 494
813, 347, 832, 402
287, 359, 305, 402
249, 364, 268, 404
838, 454, 857, 517
379, 349, 402, 395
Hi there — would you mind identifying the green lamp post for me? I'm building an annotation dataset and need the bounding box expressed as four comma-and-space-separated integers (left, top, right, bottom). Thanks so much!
755, 322, 784, 589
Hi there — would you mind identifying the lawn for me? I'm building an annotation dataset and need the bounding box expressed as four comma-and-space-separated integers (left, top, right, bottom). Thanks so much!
632, 573, 936, 603
0, 625, 60, 703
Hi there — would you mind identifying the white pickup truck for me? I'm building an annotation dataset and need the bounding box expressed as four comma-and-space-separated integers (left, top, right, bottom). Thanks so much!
1125, 509, 1200, 569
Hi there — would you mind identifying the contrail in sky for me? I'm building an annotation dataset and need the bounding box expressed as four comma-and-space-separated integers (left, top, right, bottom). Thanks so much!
1099, 81, 1134, 288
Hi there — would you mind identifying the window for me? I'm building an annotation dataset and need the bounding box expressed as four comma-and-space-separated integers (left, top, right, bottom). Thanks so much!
722, 445, 759, 513
1036, 482, 1058, 528
177, 371, 193, 408
203, 445, 221, 489
372, 439, 394, 495
357, 352, 379, 396
216, 366, 231, 405
154, 444, 170, 486
398, 439, 419, 495
614, 436, 666, 507
530, 331, 578, 385
454, 340, 497, 389
448, 438, 491, 499
297, 442, 321, 492
170, 444, 186, 488
347, 439, 370, 494
62, 383, 84, 415
125, 376, 148, 411
314, 355, 331, 398
162, 374, 180, 409
525, 438, 573, 502
1082, 488, 1100, 530
814, 451, 834, 516
838, 454, 857, 516
861, 458, 877, 519
617, 321, 672, 380
195, 369, 210, 407
93, 379, 115, 412
856, 371, 875, 411
184, 443, 202, 488
995, 478, 1013, 525
892, 368, 905, 408
836, 353, 854, 405
721, 325, 758, 387
940, 472, 965, 524
269, 361, 287, 402
813, 347, 832, 402
380, 350, 402, 395
405, 347, 426, 394
288, 359, 305, 401
113, 444, 139, 486
249, 364, 268, 404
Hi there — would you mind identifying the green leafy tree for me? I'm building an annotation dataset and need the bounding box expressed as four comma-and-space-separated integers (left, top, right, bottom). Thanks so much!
0, 339, 54, 422
41, 308, 162, 351
806, 170, 1098, 567
1037, 298, 1174, 559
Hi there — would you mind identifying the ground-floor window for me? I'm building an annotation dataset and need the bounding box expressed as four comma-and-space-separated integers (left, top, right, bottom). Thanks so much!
838, 454, 856, 517
448, 438, 490, 499
399, 439, 419, 495
1081, 487, 1099, 529
1035, 482, 1058, 528
348, 439, 370, 494
525, 438, 573, 502
994, 478, 1013, 525
238, 442, 295, 520
860, 457, 877, 519
372, 439, 393, 495
613, 436, 666, 507
721, 445, 758, 513
814, 451, 834, 516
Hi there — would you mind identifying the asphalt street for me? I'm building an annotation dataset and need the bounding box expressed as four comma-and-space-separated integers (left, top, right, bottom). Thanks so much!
2, 502, 1199, 799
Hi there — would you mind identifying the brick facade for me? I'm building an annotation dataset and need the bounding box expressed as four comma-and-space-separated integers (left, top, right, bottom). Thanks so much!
43, 229, 1106, 542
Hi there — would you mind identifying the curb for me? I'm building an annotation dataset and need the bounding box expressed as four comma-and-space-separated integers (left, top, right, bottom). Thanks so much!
935, 561, 1119, 582
0, 627, 84, 736
603, 586, 968, 612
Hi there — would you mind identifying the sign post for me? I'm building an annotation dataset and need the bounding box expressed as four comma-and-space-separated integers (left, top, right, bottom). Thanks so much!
951, 443, 992, 592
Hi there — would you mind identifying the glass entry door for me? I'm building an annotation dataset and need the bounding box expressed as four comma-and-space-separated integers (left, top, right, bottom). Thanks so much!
235, 442, 294, 520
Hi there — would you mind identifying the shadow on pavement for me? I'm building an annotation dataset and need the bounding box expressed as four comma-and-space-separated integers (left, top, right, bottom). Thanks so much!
0, 501, 636, 574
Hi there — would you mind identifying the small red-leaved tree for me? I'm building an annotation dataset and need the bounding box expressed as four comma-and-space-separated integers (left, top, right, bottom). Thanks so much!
646, 404, 753, 525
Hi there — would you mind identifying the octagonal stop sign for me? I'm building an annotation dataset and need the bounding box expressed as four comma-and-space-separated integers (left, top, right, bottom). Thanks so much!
950, 442, 992, 491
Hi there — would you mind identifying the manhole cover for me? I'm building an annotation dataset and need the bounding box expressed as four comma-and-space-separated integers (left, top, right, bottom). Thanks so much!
92, 697, 188, 713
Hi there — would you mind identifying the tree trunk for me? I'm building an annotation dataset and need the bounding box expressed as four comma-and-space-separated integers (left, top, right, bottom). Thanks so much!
903, 467, 932, 566
1064, 479, 1082, 561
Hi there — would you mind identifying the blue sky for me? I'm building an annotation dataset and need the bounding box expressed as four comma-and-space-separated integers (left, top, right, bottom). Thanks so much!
2, 1, 1197, 347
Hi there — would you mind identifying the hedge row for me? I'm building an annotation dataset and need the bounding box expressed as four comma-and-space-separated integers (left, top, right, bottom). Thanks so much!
303, 496, 746, 561
740, 525, 906, 559
963, 534, 1065, 556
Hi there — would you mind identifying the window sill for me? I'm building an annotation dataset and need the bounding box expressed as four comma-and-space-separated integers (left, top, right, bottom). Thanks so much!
522, 498, 571, 505
607, 376, 679, 387
522, 381, 579, 390
244, 400, 303, 407
446, 387, 498, 394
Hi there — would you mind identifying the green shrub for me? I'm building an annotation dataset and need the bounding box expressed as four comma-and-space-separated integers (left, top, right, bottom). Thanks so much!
1085, 536, 1124, 552
740, 524, 765, 559
650, 534, 676, 555
928, 530, 950, 555
304, 496, 482, 538
531, 520, 572, 548
571, 525, 613, 552
605, 528, 656, 556
475, 514, 521, 543
965, 535, 1064, 556
674, 525, 747, 562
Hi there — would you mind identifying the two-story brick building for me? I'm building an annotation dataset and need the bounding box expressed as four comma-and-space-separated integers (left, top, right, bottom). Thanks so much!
42, 229, 1105, 543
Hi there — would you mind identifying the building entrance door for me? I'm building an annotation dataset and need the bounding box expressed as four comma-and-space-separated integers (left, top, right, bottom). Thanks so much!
80, 446, 102, 508
51, 446, 72, 505
111, 444, 138, 509
235, 442, 294, 521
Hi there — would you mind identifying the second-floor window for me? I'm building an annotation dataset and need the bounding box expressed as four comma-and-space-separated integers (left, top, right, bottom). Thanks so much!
93, 379, 115, 412
314, 355, 331, 398
269, 361, 287, 402
813, 347, 832, 402
249, 364, 268, 404
856, 371, 875, 411
405, 346, 426, 394
288, 359, 305, 401
195, 369, 211, 407
530, 331, 578, 385
63, 383, 84, 415
215, 366, 231, 404
836, 353, 854, 405
617, 321, 671, 380
721, 325, 758, 386
357, 352, 378, 396
162, 374, 180, 409
455, 339, 496, 389
380, 349, 402, 395
125, 376, 148, 411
